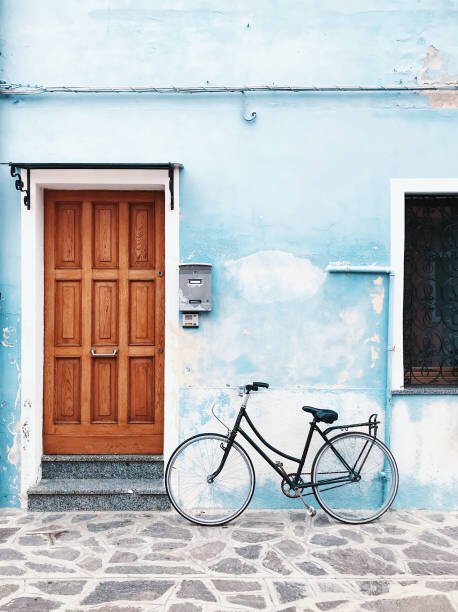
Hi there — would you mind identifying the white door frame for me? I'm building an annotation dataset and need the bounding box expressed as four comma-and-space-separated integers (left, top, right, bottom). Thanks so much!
20, 169, 180, 504
390, 178, 458, 390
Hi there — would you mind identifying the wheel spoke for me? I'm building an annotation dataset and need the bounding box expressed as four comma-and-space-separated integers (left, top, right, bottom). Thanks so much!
312, 432, 398, 524
166, 434, 255, 525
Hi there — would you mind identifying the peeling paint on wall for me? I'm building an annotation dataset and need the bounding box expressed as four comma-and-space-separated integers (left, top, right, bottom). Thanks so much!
1, 327, 15, 348
365, 334, 381, 369
370, 277, 385, 315
418, 45, 444, 82
418, 45, 458, 108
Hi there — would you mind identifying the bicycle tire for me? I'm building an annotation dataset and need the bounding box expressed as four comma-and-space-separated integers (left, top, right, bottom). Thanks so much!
311, 431, 399, 524
165, 432, 256, 526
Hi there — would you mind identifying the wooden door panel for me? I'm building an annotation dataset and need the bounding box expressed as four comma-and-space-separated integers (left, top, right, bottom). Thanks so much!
129, 203, 156, 268
92, 360, 118, 423
44, 190, 164, 454
55, 203, 82, 268
129, 357, 155, 423
93, 203, 119, 268
129, 281, 155, 344
55, 281, 82, 346
92, 281, 118, 345
54, 358, 81, 423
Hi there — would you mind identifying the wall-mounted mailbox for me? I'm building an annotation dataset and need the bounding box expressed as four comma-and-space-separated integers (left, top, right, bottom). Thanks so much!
179, 263, 212, 312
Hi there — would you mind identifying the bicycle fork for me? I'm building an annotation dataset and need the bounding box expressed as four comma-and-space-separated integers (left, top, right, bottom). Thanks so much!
207, 437, 234, 483
207, 393, 250, 483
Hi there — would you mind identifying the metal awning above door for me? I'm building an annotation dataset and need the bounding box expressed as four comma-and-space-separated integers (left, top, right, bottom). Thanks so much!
8, 162, 183, 210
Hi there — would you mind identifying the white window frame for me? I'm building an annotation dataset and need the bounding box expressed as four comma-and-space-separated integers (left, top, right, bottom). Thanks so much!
390, 178, 458, 390
20, 169, 180, 504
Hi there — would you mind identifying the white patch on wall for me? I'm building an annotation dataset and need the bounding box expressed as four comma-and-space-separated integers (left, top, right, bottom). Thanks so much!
365, 334, 381, 369
1, 327, 15, 348
7, 421, 20, 467
225, 251, 325, 304
391, 399, 458, 487
370, 277, 385, 314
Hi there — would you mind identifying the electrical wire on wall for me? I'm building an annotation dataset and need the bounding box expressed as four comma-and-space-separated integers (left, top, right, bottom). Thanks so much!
1, 83, 458, 95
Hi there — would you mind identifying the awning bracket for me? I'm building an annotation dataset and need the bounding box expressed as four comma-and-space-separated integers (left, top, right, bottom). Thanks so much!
8, 162, 182, 211
10, 164, 30, 210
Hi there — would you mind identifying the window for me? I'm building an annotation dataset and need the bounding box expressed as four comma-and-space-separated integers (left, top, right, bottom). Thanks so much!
403, 194, 458, 386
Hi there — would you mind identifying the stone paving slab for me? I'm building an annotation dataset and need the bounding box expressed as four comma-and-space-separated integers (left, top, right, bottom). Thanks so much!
0, 508, 457, 611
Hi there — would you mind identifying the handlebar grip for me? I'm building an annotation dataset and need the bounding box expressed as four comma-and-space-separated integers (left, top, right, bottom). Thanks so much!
253, 381, 269, 388
246, 381, 269, 391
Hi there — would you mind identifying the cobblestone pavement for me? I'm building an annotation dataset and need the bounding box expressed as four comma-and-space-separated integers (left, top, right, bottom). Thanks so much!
0, 508, 457, 611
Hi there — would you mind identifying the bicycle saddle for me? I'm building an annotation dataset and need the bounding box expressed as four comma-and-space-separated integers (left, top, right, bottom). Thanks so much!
302, 406, 338, 424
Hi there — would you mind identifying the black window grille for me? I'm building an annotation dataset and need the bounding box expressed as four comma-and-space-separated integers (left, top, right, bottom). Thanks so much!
403, 194, 458, 386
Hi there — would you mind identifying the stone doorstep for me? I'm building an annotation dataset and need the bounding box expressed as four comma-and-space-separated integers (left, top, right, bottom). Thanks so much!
28, 479, 166, 495
41, 455, 165, 480
27, 478, 170, 512
42, 455, 164, 462
30, 455, 168, 512
27, 492, 171, 512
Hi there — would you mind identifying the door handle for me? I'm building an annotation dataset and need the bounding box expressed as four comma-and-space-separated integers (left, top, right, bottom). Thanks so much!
91, 346, 119, 358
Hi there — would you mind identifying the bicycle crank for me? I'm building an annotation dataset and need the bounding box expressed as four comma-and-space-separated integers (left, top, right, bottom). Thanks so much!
280, 474, 302, 498
280, 473, 316, 516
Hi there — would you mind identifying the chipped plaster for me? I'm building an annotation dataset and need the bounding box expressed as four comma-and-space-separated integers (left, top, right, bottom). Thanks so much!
1, 327, 15, 348
418, 44, 458, 108
370, 277, 385, 315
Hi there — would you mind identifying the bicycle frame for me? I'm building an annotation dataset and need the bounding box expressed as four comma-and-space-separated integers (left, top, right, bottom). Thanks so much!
208, 389, 380, 494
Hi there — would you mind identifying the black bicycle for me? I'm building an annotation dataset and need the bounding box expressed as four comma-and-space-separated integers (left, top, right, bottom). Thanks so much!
165, 382, 399, 526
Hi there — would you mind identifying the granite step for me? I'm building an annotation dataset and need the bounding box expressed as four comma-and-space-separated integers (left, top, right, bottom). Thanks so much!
27, 478, 170, 512
41, 454, 164, 480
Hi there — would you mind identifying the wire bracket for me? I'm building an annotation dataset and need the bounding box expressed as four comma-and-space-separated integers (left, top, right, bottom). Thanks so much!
241, 92, 257, 122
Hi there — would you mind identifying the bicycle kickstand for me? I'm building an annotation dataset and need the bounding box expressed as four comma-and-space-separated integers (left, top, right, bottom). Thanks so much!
296, 487, 316, 517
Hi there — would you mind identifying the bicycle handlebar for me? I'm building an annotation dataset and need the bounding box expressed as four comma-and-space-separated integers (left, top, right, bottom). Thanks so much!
245, 382, 269, 392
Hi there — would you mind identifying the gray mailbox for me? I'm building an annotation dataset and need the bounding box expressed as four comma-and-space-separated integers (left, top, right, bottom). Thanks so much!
179, 263, 212, 312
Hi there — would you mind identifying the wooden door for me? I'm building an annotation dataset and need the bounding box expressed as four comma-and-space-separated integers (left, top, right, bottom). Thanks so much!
44, 190, 165, 454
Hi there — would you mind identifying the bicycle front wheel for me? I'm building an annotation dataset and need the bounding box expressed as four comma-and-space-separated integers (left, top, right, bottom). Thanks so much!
165, 433, 255, 526
312, 432, 398, 524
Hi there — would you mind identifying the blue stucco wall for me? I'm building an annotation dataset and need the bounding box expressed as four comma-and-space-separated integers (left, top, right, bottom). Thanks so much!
0, 163, 21, 506
1, 1, 457, 508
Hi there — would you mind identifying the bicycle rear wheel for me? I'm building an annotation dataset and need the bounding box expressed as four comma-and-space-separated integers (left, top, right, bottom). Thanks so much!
311, 432, 398, 524
165, 433, 255, 526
